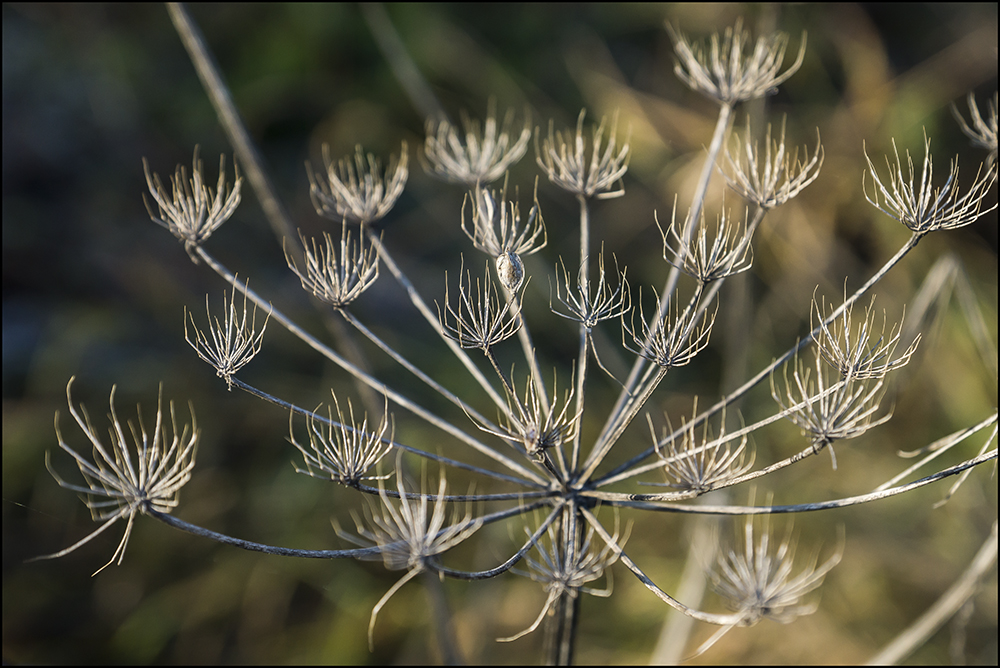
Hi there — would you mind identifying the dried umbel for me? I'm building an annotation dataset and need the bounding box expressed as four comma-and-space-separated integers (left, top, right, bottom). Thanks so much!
462, 180, 546, 293
33, 378, 198, 576
696, 512, 841, 658
336, 465, 482, 649
952, 91, 998, 168
309, 143, 409, 224
536, 109, 630, 199
811, 288, 920, 381
864, 132, 997, 235
771, 350, 892, 469
439, 260, 523, 351
423, 101, 531, 186
499, 517, 624, 643
659, 201, 754, 284
552, 250, 631, 331
651, 399, 754, 494
667, 18, 806, 106
721, 117, 824, 210
290, 393, 393, 485
143, 147, 242, 261
285, 227, 380, 308
184, 280, 270, 390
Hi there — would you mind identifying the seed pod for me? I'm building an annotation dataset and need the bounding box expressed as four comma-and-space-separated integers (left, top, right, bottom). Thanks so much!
495, 251, 525, 292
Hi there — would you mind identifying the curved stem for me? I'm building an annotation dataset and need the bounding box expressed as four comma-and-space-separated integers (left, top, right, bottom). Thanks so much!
580, 507, 745, 625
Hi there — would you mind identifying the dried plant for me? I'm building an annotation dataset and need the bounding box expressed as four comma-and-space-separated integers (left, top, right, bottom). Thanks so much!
811, 288, 920, 381
142, 147, 242, 260
721, 117, 824, 210
290, 393, 393, 485
336, 465, 483, 649
184, 280, 270, 390
424, 100, 532, 186
308, 142, 409, 224
864, 132, 997, 235
771, 349, 893, 469
650, 399, 754, 494
952, 91, 998, 168
536, 109, 630, 200
33, 378, 198, 576
666, 18, 806, 106
32, 9, 997, 667
285, 227, 380, 308
697, 510, 842, 658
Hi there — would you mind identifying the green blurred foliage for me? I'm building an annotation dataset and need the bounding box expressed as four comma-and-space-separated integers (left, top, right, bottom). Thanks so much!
3, 3, 996, 664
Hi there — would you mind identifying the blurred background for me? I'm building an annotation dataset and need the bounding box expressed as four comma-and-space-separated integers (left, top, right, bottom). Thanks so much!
3, 3, 996, 664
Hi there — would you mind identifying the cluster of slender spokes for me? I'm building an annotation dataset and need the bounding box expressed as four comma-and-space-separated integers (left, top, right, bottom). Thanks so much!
36, 378, 198, 575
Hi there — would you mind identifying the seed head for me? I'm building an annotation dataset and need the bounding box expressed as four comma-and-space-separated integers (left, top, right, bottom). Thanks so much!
33, 378, 198, 576
308, 143, 408, 225
286, 227, 379, 308
185, 280, 270, 389
536, 109, 630, 199
863, 132, 997, 235
423, 100, 531, 186
667, 19, 806, 106
143, 147, 242, 261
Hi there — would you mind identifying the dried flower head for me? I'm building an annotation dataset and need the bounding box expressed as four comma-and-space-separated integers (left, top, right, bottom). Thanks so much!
499, 516, 624, 642
285, 227, 379, 308
423, 101, 531, 185
811, 288, 920, 381
667, 19, 806, 105
309, 142, 408, 224
462, 179, 546, 292
651, 399, 753, 494
771, 350, 892, 469
552, 249, 631, 330
462, 180, 546, 259
473, 370, 579, 462
536, 109, 630, 199
623, 291, 717, 369
659, 201, 753, 283
290, 393, 393, 485
864, 133, 998, 235
722, 117, 824, 209
143, 147, 242, 261
952, 91, 998, 168
439, 260, 523, 351
337, 465, 481, 648
703, 512, 840, 653
185, 280, 270, 389
33, 378, 198, 576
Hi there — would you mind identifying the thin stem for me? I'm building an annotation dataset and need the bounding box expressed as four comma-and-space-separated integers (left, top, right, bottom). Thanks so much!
194, 246, 547, 485
338, 308, 502, 436
585, 448, 997, 512
165, 3, 298, 256
571, 194, 591, 473
232, 377, 546, 489
865, 520, 999, 666
364, 229, 509, 413
600, 231, 923, 483
581, 507, 745, 625
600, 103, 733, 445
